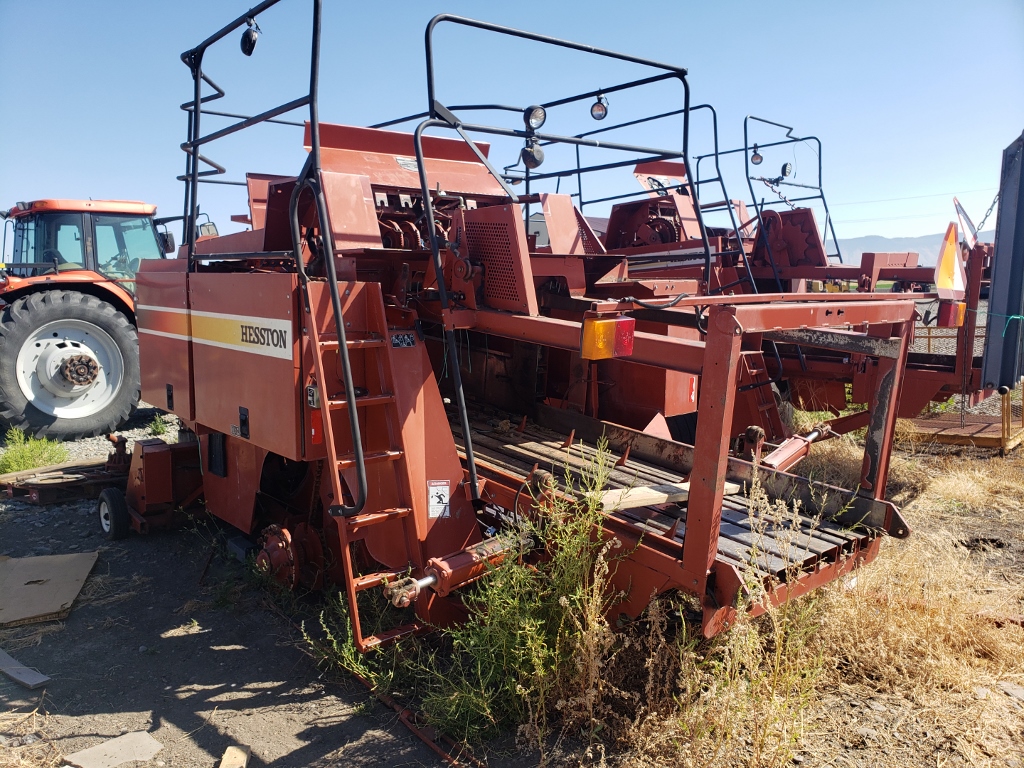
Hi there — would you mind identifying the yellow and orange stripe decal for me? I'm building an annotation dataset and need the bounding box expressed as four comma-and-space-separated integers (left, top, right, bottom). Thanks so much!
136, 305, 294, 361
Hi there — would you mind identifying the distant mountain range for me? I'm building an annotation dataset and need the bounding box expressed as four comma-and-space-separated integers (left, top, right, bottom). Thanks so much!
833, 230, 995, 266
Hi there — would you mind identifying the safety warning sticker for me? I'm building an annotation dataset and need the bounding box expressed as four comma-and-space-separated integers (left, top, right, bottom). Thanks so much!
428, 480, 450, 519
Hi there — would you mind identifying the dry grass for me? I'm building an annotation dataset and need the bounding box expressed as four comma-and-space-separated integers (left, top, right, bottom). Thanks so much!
0, 623, 64, 652
76, 573, 150, 608
794, 431, 930, 504
0, 709, 62, 768
817, 528, 1024, 691
595, 447, 1024, 767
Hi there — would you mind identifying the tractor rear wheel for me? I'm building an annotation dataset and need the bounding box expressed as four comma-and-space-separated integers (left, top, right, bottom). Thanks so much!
0, 290, 140, 440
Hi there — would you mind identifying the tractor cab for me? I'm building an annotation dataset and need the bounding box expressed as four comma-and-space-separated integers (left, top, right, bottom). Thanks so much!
0, 199, 173, 441
4, 200, 169, 291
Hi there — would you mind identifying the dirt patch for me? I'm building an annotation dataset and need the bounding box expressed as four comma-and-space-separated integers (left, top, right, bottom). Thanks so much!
0, 498, 442, 767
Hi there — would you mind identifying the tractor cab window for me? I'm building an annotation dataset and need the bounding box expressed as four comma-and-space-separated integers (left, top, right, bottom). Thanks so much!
11, 216, 36, 266
92, 215, 163, 290
11, 213, 86, 272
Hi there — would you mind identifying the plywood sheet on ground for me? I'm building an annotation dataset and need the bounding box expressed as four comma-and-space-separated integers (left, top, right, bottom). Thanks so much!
0, 552, 98, 627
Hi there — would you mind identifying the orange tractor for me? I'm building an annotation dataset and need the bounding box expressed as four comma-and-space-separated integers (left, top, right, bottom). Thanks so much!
0, 199, 177, 439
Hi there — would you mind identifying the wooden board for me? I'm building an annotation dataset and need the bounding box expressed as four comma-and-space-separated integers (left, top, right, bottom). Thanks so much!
600, 481, 740, 511
0, 647, 49, 689
0, 458, 107, 485
0, 552, 99, 627
219, 745, 251, 768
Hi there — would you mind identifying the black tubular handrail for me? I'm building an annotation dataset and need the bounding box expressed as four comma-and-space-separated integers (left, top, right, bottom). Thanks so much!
180, 0, 311, 259
417, 15, 712, 505
740, 115, 843, 264
179, 0, 369, 516
412, 117, 483, 506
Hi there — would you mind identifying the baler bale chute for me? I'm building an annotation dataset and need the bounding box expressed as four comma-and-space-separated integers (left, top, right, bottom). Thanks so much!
108, 0, 928, 648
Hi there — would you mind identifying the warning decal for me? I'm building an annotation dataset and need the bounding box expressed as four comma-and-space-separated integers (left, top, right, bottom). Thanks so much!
428, 480, 450, 519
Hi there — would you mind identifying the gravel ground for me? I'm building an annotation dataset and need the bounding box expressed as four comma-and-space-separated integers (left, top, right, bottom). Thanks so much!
911, 300, 988, 357
58, 404, 179, 463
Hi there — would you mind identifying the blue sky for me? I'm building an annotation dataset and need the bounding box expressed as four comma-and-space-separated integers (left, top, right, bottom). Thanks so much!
1, 0, 1022, 247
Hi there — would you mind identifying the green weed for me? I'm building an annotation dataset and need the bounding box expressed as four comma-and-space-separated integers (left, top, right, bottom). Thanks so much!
306, 439, 826, 765
0, 427, 69, 474
149, 415, 168, 436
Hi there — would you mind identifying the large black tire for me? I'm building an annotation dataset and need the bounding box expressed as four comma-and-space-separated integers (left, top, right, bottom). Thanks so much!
0, 290, 140, 440
97, 487, 131, 540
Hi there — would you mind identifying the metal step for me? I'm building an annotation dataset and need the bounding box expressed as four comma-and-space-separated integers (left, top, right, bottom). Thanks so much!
343, 506, 411, 533
361, 623, 425, 650
328, 393, 395, 409
337, 450, 402, 469
319, 336, 386, 350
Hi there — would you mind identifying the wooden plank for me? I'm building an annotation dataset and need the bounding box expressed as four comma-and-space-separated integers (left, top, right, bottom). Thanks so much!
718, 521, 807, 575
0, 459, 107, 485
612, 506, 684, 539
219, 745, 251, 768
719, 509, 841, 558
0, 647, 49, 689
601, 481, 740, 511
722, 496, 862, 544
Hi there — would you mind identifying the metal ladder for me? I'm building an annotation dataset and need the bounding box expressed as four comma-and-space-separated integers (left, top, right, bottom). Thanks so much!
290, 170, 423, 651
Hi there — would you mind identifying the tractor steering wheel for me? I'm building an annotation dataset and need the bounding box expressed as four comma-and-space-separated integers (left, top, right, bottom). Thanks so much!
105, 250, 133, 276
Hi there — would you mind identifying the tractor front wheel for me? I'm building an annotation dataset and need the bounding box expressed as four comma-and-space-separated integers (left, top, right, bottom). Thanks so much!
0, 290, 140, 440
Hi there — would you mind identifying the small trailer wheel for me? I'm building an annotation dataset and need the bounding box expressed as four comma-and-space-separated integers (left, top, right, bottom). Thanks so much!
98, 487, 130, 541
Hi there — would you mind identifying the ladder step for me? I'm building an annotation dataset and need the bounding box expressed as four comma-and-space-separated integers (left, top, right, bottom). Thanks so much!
337, 449, 402, 469
328, 393, 395, 409
344, 506, 411, 534
361, 622, 425, 650
319, 337, 386, 350
352, 569, 407, 593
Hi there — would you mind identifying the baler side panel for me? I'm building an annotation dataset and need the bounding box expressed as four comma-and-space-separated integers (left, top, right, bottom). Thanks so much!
136, 259, 195, 420
189, 272, 304, 461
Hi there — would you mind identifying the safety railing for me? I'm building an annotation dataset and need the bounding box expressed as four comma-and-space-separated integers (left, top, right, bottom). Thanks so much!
178, 0, 368, 516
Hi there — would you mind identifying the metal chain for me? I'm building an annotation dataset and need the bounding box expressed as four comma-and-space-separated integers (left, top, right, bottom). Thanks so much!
755, 176, 796, 209
977, 140, 1023, 233
975, 193, 999, 234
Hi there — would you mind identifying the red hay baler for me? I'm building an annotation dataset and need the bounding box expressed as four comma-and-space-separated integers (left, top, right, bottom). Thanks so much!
101, 1, 929, 648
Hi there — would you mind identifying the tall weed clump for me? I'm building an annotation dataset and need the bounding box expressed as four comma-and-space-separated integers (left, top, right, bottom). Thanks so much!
614, 471, 825, 768
308, 437, 624, 751
0, 428, 69, 474
413, 437, 621, 748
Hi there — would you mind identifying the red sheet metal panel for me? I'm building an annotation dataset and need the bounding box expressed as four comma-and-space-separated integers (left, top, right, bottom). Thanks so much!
189, 272, 304, 461
136, 259, 194, 420
455, 205, 539, 316
320, 171, 384, 251
541, 193, 605, 256
309, 122, 504, 197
